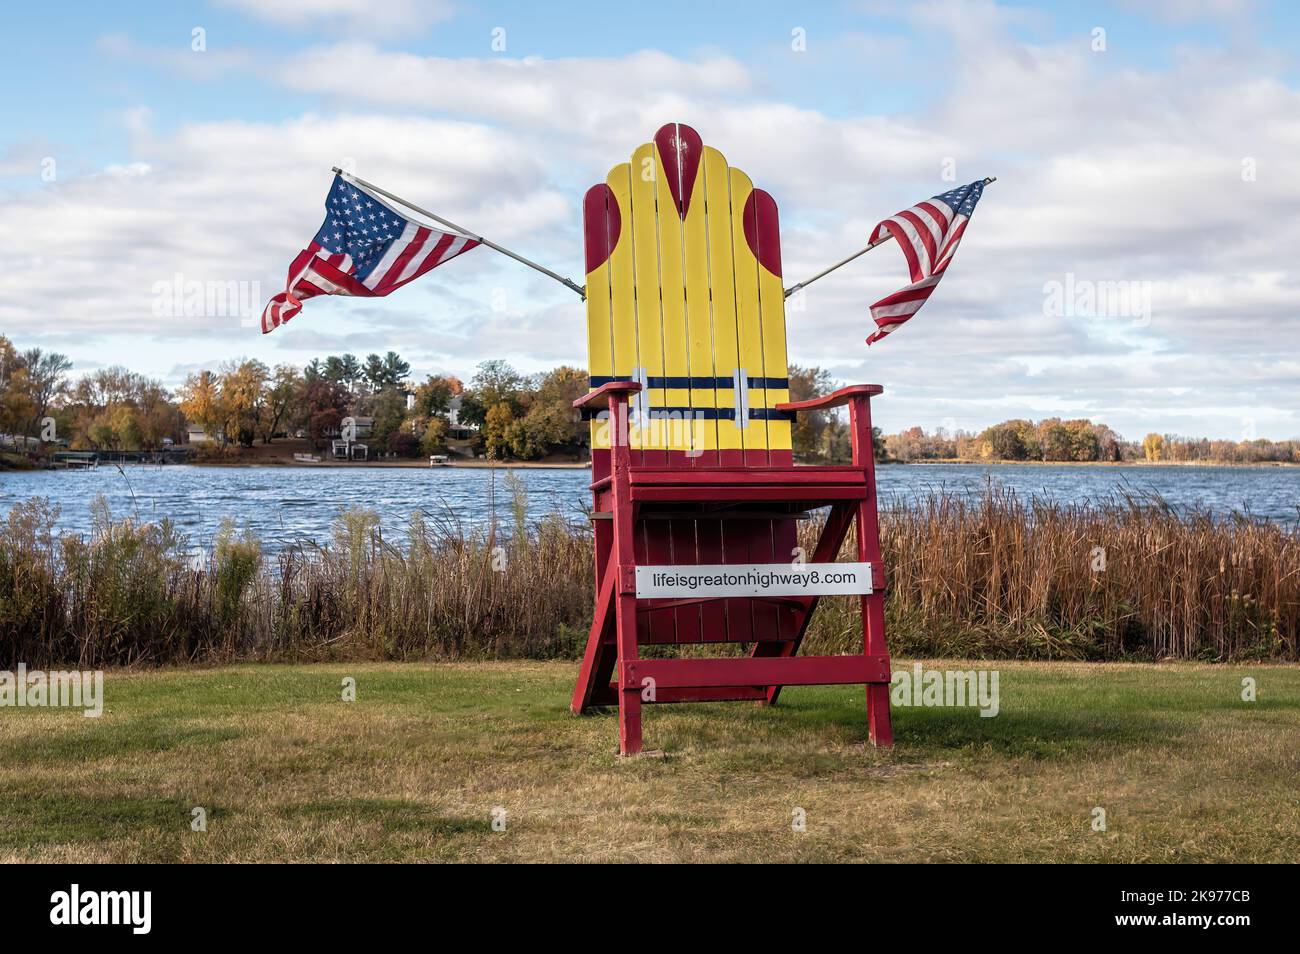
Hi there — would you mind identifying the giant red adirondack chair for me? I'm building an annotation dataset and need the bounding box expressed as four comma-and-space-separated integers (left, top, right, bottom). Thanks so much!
572, 123, 892, 755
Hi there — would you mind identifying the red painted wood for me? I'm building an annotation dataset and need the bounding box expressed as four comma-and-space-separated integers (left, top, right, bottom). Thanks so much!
582, 184, 620, 274
642, 522, 676, 644
668, 519, 702, 642
772, 515, 801, 641
573, 379, 642, 410
716, 517, 755, 643
621, 654, 891, 690
776, 384, 883, 414
632, 486, 868, 504
743, 188, 783, 279
850, 394, 893, 748
653, 122, 702, 220
748, 519, 780, 641
629, 467, 867, 485
693, 514, 729, 642
608, 396, 643, 755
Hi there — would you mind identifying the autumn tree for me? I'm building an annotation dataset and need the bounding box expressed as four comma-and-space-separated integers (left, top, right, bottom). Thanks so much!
219, 359, 270, 447
483, 402, 515, 459
411, 374, 462, 418
179, 370, 227, 445
257, 364, 303, 444
420, 415, 449, 456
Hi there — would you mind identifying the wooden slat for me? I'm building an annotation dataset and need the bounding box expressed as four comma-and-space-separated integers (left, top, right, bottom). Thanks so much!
668, 519, 702, 642
692, 514, 729, 640
729, 167, 769, 465
629, 467, 868, 485
583, 188, 615, 417
753, 189, 793, 464
605, 162, 639, 463
620, 654, 893, 689
652, 133, 692, 458
702, 146, 744, 467
717, 517, 755, 642
632, 486, 868, 504
680, 133, 718, 466
629, 142, 666, 464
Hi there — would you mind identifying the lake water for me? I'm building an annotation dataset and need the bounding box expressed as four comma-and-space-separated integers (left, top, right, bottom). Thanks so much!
1, 462, 1295, 551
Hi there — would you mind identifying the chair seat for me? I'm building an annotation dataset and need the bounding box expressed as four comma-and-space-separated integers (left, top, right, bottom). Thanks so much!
591, 465, 871, 506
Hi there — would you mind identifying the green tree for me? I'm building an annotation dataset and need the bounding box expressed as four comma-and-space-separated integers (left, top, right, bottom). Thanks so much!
257, 364, 303, 444
470, 360, 524, 412
420, 416, 449, 456
787, 364, 836, 462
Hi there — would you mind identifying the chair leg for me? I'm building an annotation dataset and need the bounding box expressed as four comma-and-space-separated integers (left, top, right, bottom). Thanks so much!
862, 591, 893, 748
607, 398, 643, 756
618, 678, 643, 755
614, 576, 642, 755
867, 682, 893, 747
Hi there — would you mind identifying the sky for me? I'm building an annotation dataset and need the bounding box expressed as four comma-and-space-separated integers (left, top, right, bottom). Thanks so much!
1, 0, 1298, 441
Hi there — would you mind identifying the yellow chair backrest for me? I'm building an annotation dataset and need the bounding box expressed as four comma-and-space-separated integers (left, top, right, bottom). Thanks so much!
583, 123, 791, 467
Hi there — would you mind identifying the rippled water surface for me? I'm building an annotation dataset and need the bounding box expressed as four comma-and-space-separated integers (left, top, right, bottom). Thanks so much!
1, 462, 1295, 551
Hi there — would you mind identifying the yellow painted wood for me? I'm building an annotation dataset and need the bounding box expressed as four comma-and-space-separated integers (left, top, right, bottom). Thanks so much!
587, 162, 638, 451
702, 146, 743, 456
628, 142, 665, 451
729, 167, 769, 453
652, 135, 691, 454
756, 202, 792, 451
605, 163, 637, 382
584, 130, 791, 457
682, 140, 717, 456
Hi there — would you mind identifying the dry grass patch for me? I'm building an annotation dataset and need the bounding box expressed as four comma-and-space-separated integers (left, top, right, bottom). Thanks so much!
1, 660, 1296, 862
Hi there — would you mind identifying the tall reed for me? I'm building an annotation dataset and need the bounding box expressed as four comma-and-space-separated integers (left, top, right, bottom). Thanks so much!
1, 486, 1294, 667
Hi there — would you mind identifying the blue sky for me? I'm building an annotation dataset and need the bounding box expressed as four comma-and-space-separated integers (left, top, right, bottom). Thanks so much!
2, 0, 1298, 440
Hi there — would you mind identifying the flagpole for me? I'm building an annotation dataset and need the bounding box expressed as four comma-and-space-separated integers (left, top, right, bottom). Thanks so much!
783, 235, 893, 299
330, 167, 587, 300
783, 176, 996, 299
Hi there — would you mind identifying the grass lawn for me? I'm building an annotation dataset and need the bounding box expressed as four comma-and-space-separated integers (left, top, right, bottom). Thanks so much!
1, 660, 1296, 863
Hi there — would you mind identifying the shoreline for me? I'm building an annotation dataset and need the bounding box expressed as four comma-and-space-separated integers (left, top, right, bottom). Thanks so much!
901, 458, 1300, 469
184, 457, 590, 469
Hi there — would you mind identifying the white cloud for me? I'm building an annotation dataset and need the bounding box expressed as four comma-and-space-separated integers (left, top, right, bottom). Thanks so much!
214, 0, 456, 38
272, 44, 754, 139
5, 13, 1300, 437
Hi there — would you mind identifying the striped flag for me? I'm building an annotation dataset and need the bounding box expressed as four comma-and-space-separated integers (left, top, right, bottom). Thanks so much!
261, 174, 479, 333
866, 179, 984, 345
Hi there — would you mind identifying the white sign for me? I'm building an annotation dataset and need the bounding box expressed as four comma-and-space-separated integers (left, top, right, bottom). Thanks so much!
635, 563, 874, 599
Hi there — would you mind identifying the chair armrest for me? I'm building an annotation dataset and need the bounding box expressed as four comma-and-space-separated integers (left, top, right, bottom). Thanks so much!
776, 384, 883, 414
573, 380, 643, 411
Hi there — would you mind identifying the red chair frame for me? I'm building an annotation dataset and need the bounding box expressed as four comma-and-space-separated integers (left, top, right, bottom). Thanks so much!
571, 381, 894, 755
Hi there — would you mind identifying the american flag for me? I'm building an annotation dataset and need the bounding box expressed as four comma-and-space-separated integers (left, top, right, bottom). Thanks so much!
261, 174, 479, 333
866, 179, 984, 345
